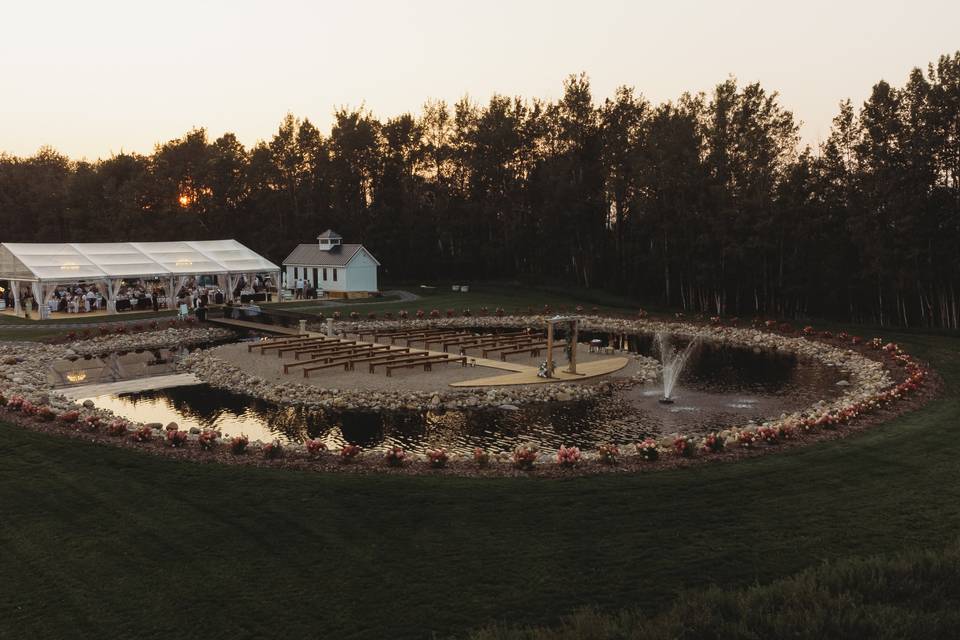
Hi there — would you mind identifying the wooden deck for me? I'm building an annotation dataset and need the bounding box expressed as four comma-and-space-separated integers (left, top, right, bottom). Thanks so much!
448, 357, 629, 387
208, 318, 302, 335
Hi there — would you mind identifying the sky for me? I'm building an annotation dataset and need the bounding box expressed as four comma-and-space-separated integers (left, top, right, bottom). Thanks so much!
2, 0, 958, 160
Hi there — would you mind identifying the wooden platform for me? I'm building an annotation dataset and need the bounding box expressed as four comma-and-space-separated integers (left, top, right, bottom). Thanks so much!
208, 318, 302, 335
449, 357, 629, 387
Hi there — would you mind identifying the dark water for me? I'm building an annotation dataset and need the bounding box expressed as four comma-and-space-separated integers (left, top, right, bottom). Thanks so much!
81, 337, 841, 454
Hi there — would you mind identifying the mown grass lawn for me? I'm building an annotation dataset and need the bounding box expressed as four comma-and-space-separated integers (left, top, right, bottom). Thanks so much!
0, 297, 958, 639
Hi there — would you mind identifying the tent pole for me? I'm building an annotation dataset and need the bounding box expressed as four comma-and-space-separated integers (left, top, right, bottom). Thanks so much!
11, 280, 22, 317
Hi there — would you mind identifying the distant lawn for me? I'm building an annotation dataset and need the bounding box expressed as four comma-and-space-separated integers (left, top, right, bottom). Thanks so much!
264, 283, 646, 318
0, 322, 958, 638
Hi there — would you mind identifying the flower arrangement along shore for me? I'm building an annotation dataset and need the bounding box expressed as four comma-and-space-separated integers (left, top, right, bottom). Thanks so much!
0, 317, 934, 476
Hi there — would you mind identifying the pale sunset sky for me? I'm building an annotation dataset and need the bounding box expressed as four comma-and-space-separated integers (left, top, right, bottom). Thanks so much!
2, 0, 957, 160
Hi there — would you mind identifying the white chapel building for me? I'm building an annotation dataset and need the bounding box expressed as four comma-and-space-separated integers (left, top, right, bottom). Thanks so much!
282, 230, 380, 296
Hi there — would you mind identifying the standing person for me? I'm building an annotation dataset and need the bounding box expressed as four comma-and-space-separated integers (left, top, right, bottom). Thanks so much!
296, 277, 304, 300
151, 287, 159, 313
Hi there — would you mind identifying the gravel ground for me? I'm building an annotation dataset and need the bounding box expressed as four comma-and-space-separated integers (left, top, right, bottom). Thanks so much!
210, 340, 643, 393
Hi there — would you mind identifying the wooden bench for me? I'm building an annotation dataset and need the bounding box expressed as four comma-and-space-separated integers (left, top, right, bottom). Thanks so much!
291, 341, 361, 360
341, 348, 412, 371
437, 333, 492, 350
368, 352, 432, 373
300, 352, 380, 377
254, 336, 320, 354
283, 345, 387, 373
304, 348, 413, 375
273, 338, 335, 356
479, 336, 546, 357
500, 340, 563, 362
402, 330, 468, 347
247, 336, 313, 353
280, 339, 354, 358
385, 354, 468, 376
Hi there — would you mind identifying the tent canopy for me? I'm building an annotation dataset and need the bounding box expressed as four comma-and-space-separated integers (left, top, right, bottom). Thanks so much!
0, 240, 279, 283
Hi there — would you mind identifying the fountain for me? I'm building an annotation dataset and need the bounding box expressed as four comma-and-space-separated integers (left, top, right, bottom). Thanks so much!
655, 332, 699, 404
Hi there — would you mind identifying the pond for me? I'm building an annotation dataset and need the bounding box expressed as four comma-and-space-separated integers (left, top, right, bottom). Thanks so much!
76, 336, 843, 454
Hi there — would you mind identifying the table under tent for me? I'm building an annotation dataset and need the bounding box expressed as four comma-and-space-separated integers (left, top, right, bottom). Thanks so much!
0, 240, 281, 319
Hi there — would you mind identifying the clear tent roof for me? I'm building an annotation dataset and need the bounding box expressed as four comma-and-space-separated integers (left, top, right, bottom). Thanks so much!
0, 240, 279, 282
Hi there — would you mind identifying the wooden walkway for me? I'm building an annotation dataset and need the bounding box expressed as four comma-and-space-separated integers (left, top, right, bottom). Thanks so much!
208, 318, 302, 335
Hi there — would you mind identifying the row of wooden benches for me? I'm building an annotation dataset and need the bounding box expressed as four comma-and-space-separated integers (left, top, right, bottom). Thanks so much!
249, 335, 469, 377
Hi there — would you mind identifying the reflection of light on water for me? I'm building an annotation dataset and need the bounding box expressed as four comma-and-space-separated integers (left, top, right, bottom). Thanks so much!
80, 391, 278, 443
642, 390, 662, 397
65, 371, 87, 383
728, 403, 755, 409
669, 406, 699, 413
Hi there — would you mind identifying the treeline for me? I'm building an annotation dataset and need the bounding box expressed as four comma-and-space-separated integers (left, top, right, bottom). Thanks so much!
1, 52, 958, 327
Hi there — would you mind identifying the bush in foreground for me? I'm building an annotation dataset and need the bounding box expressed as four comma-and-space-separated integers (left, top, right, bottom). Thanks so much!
467, 542, 960, 639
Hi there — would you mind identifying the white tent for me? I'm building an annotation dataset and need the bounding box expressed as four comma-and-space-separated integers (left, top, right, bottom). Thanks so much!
0, 240, 280, 317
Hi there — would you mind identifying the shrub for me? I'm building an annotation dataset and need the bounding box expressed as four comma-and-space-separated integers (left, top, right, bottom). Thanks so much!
398, 310, 408, 319
445, 309, 455, 318
702, 432, 725, 453
430, 309, 441, 318
383, 312, 393, 320
776, 423, 798, 440
513, 445, 538, 469
556, 445, 581, 467
106, 420, 128, 437
305, 438, 327, 457
461, 308, 471, 317
229, 434, 249, 454
349, 311, 359, 321
131, 426, 154, 443
637, 438, 659, 461
426, 448, 449, 469
34, 406, 56, 422
673, 435, 697, 458
57, 410, 80, 425
597, 443, 620, 465
262, 439, 283, 459
757, 426, 779, 445
416, 310, 425, 319
166, 429, 188, 448
383, 446, 406, 467
637, 309, 648, 319
6, 396, 25, 411
367, 312, 377, 320
198, 430, 218, 450
495, 308, 505, 317
473, 447, 491, 466
0, 393, 6, 407
802, 325, 815, 336
340, 443, 361, 462
332, 311, 341, 320
737, 430, 758, 448
79, 416, 100, 432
